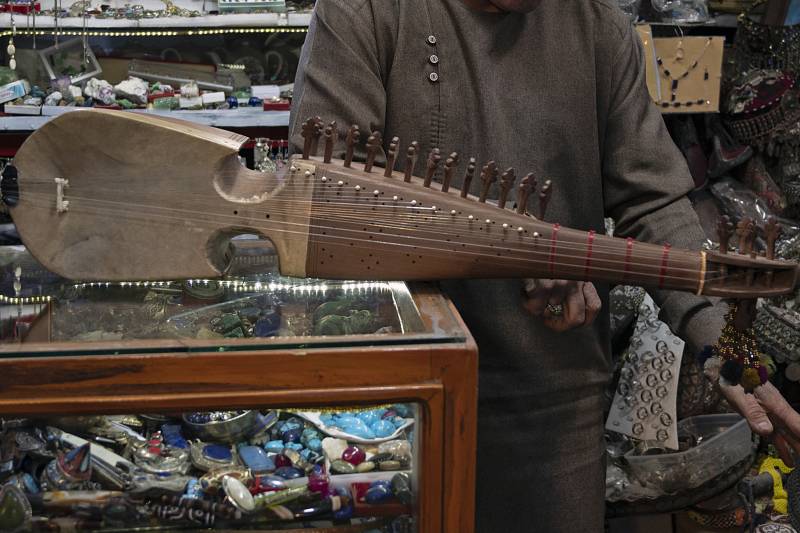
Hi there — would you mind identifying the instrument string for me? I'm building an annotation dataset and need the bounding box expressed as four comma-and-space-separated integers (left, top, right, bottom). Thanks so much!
14, 194, 736, 288
18, 186, 703, 263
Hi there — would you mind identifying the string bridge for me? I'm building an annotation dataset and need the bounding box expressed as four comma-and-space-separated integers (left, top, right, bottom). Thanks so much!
55, 177, 69, 213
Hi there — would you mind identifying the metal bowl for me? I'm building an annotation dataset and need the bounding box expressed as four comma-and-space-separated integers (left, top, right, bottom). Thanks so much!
182, 410, 274, 443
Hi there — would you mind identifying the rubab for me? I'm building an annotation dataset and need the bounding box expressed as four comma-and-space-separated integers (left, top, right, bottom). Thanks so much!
2, 109, 796, 304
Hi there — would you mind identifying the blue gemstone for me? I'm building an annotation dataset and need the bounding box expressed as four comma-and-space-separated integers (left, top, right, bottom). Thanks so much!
365, 482, 392, 504
333, 487, 354, 519
248, 96, 262, 106
307, 438, 322, 452
371, 419, 395, 438
285, 442, 303, 451
226, 96, 239, 109
282, 428, 302, 444
356, 410, 381, 426
256, 475, 287, 491
161, 424, 189, 449
273, 466, 303, 480
203, 444, 232, 461
264, 440, 285, 454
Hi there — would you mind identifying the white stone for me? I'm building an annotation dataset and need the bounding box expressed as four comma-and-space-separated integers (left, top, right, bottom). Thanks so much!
84, 78, 115, 105
44, 91, 63, 106
68, 85, 82, 99
114, 77, 148, 105
321, 437, 348, 461
22, 97, 41, 106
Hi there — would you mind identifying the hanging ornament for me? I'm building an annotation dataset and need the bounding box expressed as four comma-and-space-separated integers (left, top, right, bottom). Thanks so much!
676, 39, 685, 61
7, 2, 16, 70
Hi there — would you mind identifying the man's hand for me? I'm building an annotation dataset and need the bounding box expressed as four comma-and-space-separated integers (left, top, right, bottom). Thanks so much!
720, 381, 800, 466
523, 279, 602, 333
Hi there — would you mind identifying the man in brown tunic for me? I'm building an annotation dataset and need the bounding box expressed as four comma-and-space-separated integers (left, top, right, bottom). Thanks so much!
290, 0, 800, 530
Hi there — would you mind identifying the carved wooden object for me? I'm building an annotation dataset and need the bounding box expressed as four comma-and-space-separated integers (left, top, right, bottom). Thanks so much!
6, 110, 799, 298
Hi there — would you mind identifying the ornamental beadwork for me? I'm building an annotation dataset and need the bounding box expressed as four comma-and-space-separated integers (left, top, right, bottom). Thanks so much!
715, 304, 770, 392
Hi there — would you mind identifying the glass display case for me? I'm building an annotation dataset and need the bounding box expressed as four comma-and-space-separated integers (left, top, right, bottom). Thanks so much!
0, 240, 478, 532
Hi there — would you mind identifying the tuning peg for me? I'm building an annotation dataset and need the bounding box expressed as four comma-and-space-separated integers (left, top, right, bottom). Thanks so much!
404, 141, 420, 183
300, 117, 317, 159
539, 180, 553, 220
460, 158, 477, 198
384, 136, 400, 178
736, 217, 756, 256
478, 161, 498, 203
765, 217, 781, 260
717, 215, 733, 254
323, 121, 337, 164
517, 173, 534, 215
423, 148, 442, 188
498, 167, 516, 209
364, 131, 382, 173
309, 117, 324, 157
442, 152, 459, 192
344, 125, 360, 168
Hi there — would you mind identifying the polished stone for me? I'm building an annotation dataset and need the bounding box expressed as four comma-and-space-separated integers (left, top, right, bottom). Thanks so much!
342, 446, 366, 466
379, 460, 402, 471
273, 466, 304, 480
356, 461, 376, 473
330, 460, 356, 474
365, 480, 393, 504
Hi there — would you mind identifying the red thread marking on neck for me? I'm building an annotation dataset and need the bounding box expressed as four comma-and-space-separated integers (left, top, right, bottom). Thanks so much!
659, 243, 672, 289
549, 224, 560, 277
624, 238, 634, 280
584, 230, 596, 280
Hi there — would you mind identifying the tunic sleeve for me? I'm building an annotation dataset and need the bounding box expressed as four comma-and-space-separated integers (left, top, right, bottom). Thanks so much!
601, 23, 726, 352
289, 0, 389, 159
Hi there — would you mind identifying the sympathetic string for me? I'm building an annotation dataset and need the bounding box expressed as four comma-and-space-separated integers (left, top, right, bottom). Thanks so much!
15, 188, 732, 288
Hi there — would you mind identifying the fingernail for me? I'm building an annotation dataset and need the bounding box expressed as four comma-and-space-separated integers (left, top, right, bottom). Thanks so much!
758, 422, 772, 432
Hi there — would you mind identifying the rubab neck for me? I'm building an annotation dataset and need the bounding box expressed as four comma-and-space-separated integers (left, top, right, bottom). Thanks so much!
292, 157, 703, 293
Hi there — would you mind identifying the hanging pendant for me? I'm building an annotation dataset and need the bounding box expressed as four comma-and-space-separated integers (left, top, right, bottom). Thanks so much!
675, 40, 685, 61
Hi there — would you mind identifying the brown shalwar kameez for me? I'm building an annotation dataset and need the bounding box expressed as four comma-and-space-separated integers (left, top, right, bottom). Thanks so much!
290, 1, 724, 530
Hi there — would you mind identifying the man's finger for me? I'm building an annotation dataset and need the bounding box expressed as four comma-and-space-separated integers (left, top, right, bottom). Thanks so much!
720, 382, 773, 435
756, 382, 800, 438
583, 282, 602, 326
562, 282, 586, 326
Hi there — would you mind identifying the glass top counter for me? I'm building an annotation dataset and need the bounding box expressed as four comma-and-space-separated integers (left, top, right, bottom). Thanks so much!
0, 240, 467, 358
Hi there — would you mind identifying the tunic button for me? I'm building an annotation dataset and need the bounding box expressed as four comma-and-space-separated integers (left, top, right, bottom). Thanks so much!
429, 54, 439, 64
427, 35, 437, 45
428, 72, 439, 82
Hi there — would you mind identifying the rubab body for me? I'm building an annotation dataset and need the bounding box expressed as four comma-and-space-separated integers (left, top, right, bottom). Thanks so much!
3, 110, 798, 301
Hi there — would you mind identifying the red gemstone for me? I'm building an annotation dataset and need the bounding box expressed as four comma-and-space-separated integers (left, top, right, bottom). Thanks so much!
274, 454, 292, 468
342, 446, 366, 466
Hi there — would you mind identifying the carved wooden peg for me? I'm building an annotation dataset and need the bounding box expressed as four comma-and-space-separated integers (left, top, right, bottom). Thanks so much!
478, 161, 498, 203
323, 121, 337, 164
765, 217, 781, 260
364, 131, 382, 173
736, 217, 756, 256
384, 136, 400, 178
344, 125, 360, 168
717, 215, 733, 254
442, 152, 459, 192
423, 148, 442, 188
404, 141, 420, 183
300, 117, 317, 159
309, 116, 324, 157
517, 173, 534, 215
498, 167, 516, 209
460, 158, 477, 198
539, 180, 553, 220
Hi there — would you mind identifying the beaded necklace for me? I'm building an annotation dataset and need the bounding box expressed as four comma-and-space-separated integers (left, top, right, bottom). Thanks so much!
654, 37, 714, 109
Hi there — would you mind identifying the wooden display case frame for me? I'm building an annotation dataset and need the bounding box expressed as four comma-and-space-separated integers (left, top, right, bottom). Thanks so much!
0, 283, 477, 533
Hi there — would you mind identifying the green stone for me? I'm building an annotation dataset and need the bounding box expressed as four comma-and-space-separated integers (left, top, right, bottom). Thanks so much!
331, 459, 356, 474
379, 460, 402, 471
